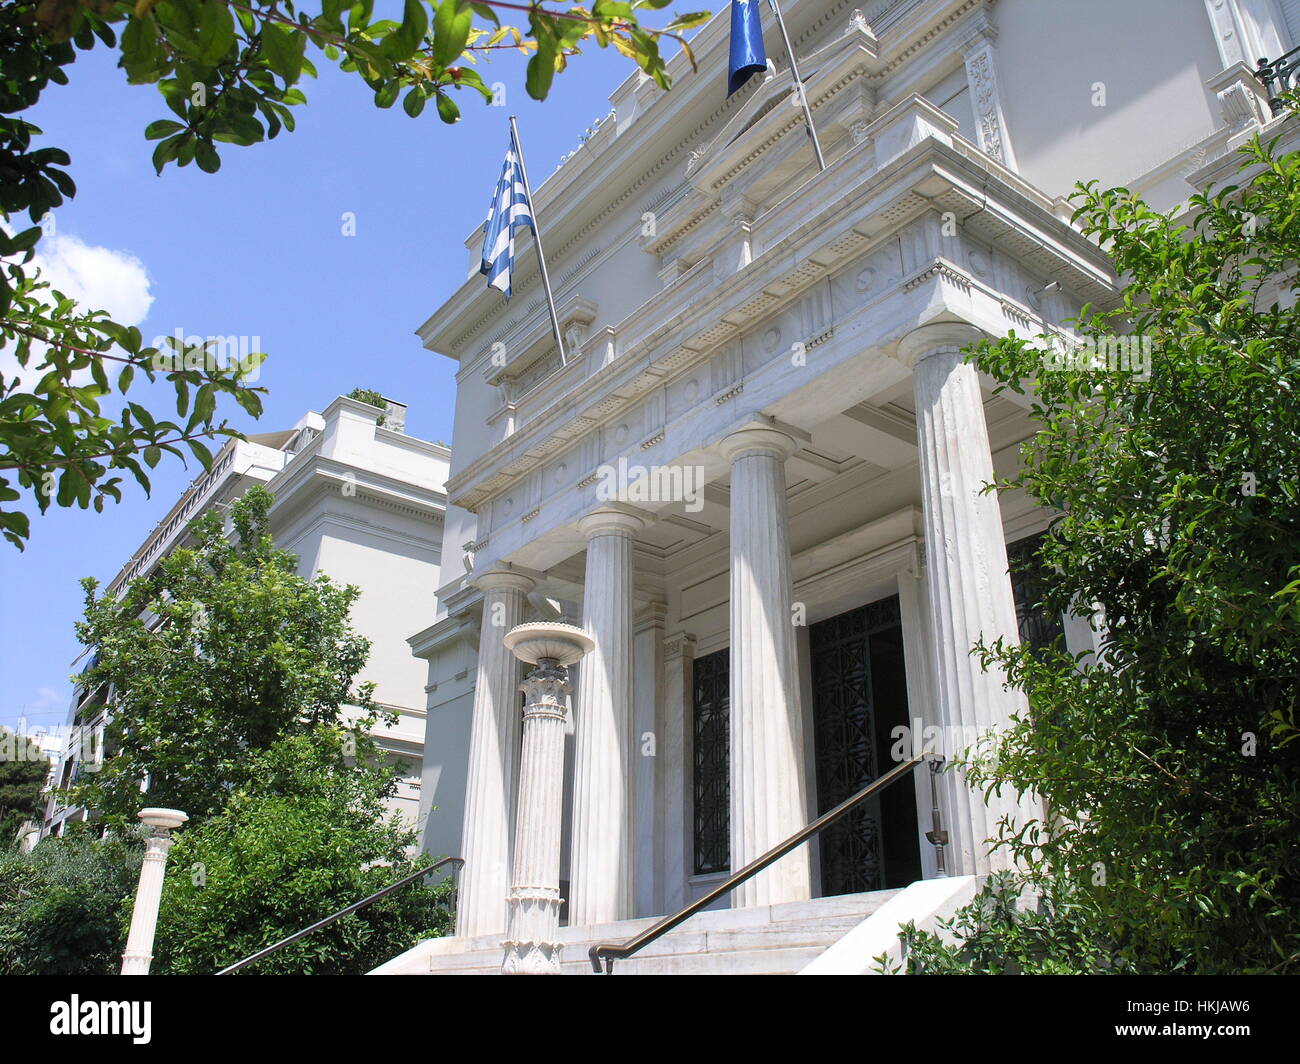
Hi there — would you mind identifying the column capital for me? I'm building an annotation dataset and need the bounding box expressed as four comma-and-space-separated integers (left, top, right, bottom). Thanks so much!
578, 504, 649, 538
473, 566, 536, 596
663, 632, 696, 660
957, 7, 997, 53
719, 422, 800, 463
896, 321, 986, 369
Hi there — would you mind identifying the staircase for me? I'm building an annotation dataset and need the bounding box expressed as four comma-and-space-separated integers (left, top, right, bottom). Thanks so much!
371, 888, 902, 975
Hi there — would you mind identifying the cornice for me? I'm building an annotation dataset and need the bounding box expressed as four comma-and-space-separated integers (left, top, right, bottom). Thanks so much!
444, 133, 1115, 515
417, 0, 980, 365
267, 452, 448, 533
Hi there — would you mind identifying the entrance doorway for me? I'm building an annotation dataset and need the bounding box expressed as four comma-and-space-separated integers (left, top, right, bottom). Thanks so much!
808, 595, 921, 895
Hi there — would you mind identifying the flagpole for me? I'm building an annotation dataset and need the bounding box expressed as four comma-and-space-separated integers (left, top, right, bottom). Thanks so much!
509, 115, 567, 366
766, 0, 825, 172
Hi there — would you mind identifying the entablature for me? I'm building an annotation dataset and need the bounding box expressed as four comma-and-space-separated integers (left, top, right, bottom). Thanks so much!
444, 127, 1116, 521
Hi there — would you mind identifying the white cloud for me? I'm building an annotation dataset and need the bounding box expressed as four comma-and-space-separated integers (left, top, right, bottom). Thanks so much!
32, 231, 154, 326
1, 229, 154, 388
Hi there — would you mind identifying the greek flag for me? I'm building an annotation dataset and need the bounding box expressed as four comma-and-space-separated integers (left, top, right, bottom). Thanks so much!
480, 128, 534, 300
728, 0, 767, 97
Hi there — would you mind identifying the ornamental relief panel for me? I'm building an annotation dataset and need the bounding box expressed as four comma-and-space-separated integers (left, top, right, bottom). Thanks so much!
830, 242, 903, 319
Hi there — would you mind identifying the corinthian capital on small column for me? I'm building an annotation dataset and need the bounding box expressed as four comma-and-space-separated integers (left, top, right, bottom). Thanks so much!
121, 808, 187, 975
569, 505, 649, 927
720, 422, 812, 908
501, 623, 594, 974
901, 322, 1031, 876
456, 566, 535, 939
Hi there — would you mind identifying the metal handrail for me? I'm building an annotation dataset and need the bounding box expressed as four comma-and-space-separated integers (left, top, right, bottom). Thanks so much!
588, 754, 947, 974
1256, 46, 1300, 115
215, 856, 463, 975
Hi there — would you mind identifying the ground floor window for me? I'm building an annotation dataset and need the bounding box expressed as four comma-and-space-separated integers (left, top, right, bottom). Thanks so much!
1007, 532, 1066, 652
691, 647, 730, 876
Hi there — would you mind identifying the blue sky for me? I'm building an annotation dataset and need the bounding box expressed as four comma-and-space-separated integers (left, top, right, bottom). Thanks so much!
0, 11, 697, 737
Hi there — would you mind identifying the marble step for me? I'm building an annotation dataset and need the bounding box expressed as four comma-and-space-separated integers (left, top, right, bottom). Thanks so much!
373, 888, 901, 975
419, 914, 869, 974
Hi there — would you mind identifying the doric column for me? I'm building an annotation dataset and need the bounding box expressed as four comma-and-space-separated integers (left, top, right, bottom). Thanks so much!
721, 423, 812, 908
568, 506, 647, 927
121, 808, 187, 975
500, 622, 594, 974
456, 567, 534, 939
902, 321, 1029, 876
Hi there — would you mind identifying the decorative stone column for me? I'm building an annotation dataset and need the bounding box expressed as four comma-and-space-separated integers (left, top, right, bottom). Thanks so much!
902, 321, 1030, 876
456, 567, 534, 939
568, 506, 646, 927
501, 622, 595, 975
720, 423, 812, 908
121, 807, 188, 975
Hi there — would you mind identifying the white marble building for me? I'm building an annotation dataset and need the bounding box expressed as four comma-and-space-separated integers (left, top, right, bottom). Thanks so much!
404, 0, 1300, 964
43, 395, 449, 838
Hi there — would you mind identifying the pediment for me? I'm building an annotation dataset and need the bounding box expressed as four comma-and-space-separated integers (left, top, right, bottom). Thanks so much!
683, 13, 881, 195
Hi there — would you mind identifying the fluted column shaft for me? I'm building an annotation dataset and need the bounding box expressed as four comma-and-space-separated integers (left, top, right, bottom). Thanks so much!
722, 425, 811, 908
456, 569, 533, 938
503, 662, 571, 974
569, 507, 645, 927
121, 810, 186, 975
905, 322, 1030, 876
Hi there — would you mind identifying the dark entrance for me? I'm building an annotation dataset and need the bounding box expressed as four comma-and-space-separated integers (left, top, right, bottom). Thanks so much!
809, 595, 922, 895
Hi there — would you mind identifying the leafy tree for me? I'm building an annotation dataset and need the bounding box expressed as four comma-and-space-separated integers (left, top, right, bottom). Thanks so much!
0, 728, 51, 842
2, 1, 709, 548
885, 873, 1134, 975
70, 483, 381, 830
941, 129, 1300, 974
153, 726, 454, 975
0, 827, 139, 975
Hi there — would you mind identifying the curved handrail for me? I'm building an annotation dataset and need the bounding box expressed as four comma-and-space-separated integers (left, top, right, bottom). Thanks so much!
588, 754, 946, 973
215, 856, 463, 975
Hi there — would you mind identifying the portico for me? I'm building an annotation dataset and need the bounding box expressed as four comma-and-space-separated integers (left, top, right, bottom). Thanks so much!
447, 307, 1062, 937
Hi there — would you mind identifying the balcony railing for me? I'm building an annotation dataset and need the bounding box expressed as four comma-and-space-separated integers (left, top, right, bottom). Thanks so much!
1256, 47, 1300, 115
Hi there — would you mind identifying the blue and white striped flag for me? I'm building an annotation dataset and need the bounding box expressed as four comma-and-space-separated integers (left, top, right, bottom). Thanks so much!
480, 127, 534, 300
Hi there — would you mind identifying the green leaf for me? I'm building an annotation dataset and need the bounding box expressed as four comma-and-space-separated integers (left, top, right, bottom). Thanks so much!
403, 87, 427, 118
195, 140, 222, 174
261, 24, 307, 85
145, 119, 185, 141
526, 44, 557, 101
432, 0, 472, 67
152, 133, 186, 175
197, 1, 238, 64
435, 92, 459, 124
385, 0, 430, 62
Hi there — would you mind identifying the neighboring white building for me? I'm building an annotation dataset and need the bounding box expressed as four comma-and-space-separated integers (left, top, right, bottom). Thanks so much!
390, 0, 1299, 972
42, 395, 450, 838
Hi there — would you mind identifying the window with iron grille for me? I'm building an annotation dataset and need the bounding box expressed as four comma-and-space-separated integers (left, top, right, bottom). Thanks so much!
692, 648, 730, 876
1007, 532, 1065, 652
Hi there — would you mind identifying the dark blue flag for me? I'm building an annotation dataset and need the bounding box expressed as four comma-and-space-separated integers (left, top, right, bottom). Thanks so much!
728, 0, 767, 97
